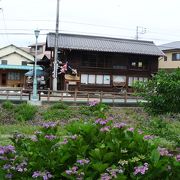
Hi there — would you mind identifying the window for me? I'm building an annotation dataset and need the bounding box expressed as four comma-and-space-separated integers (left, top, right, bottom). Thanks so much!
164, 56, 167, 61
22, 61, 27, 66
113, 65, 127, 69
8, 72, 20, 80
172, 53, 180, 61
128, 77, 148, 86
130, 60, 147, 70
81, 74, 88, 84
96, 75, 103, 84
113, 75, 126, 83
1, 60, 7, 65
104, 75, 110, 85
81, 74, 110, 85
89, 75, 95, 84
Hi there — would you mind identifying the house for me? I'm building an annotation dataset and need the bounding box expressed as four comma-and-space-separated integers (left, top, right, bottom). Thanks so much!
28, 42, 51, 60
158, 41, 180, 71
46, 33, 164, 92
0, 44, 35, 87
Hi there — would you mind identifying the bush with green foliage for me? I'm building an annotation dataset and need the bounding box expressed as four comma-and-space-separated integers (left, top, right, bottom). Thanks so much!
134, 69, 180, 114
0, 118, 179, 179
1, 101, 14, 110
14, 103, 37, 121
50, 102, 68, 110
79, 100, 109, 118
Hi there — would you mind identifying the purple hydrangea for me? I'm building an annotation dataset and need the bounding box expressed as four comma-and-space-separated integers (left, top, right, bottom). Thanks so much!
76, 158, 90, 165
71, 134, 78, 140
158, 147, 173, 157
101, 173, 111, 180
42, 122, 57, 128
176, 154, 180, 161
88, 100, 99, 107
60, 138, 68, 145
65, 166, 78, 175
100, 126, 110, 132
0, 145, 15, 155
3, 164, 11, 170
144, 135, 154, 140
134, 163, 149, 175
113, 122, 127, 128
32, 171, 41, 178
44, 135, 57, 140
5, 173, 13, 179
127, 127, 134, 132
32, 171, 52, 179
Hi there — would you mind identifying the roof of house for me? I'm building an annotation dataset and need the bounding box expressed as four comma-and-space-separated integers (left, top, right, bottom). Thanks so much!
0, 44, 34, 61
28, 42, 46, 47
158, 41, 180, 51
46, 33, 164, 56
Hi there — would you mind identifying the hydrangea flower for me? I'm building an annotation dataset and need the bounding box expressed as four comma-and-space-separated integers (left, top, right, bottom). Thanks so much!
88, 100, 99, 106
101, 173, 112, 180
158, 147, 173, 157
134, 163, 149, 175
100, 126, 110, 132
42, 122, 57, 128
76, 158, 90, 165
113, 122, 127, 128
176, 154, 180, 161
5, 173, 13, 179
44, 135, 57, 140
65, 166, 78, 175
144, 135, 154, 140
32, 171, 52, 179
127, 127, 134, 132
0, 145, 15, 155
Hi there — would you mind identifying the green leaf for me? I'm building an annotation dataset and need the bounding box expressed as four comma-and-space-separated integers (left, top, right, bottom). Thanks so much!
151, 149, 160, 163
92, 163, 109, 173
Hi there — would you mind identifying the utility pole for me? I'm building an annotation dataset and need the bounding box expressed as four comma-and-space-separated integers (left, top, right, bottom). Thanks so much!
136, 26, 146, 40
53, 0, 60, 91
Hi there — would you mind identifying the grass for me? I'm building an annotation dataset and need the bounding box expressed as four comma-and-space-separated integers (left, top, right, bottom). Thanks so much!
0, 123, 67, 145
0, 101, 180, 150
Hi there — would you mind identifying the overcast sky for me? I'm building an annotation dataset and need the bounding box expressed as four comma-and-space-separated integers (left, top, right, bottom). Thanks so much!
0, 0, 180, 47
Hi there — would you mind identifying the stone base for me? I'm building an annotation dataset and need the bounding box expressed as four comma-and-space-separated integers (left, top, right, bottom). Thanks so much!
28, 100, 42, 106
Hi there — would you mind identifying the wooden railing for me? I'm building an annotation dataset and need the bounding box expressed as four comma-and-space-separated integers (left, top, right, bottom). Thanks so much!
0, 88, 141, 105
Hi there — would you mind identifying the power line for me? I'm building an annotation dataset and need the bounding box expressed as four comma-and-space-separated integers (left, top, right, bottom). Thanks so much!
0, 8, 10, 44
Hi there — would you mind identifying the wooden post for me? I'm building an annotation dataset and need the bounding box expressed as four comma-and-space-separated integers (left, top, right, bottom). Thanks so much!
124, 91, 127, 103
39, 91, 41, 101
87, 92, 89, 103
6, 91, 9, 100
29, 92, 31, 100
20, 88, 23, 101
47, 88, 50, 102
112, 92, 115, 107
74, 89, 77, 103
61, 92, 63, 101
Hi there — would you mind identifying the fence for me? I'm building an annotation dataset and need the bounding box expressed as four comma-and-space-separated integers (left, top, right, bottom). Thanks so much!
0, 88, 141, 105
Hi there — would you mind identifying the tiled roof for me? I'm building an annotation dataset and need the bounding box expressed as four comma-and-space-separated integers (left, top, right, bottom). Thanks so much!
46, 33, 164, 56
158, 41, 180, 51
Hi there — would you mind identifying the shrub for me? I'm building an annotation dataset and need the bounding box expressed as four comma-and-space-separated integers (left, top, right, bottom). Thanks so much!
0, 118, 179, 179
134, 69, 180, 114
42, 109, 72, 121
1, 101, 14, 110
79, 101, 109, 118
50, 102, 68, 110
14, 103, 37, 121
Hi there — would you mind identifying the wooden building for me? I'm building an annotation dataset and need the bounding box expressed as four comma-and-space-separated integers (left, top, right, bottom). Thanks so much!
46, 33, 164, 92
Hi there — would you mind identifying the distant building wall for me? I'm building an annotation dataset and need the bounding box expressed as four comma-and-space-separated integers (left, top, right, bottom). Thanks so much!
159, 51, 180, 69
